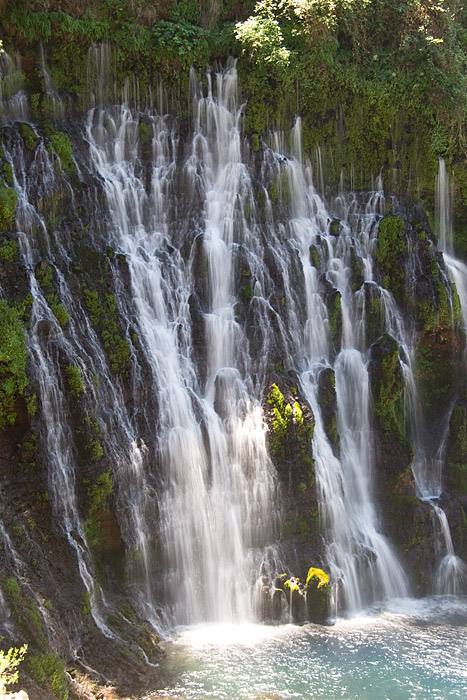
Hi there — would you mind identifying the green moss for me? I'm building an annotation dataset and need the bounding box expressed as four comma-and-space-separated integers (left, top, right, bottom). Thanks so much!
376, 215, 407, 302
305, 567, 329, 589
2, 160, 14, 187
47, 130, 76, 173
65, 365, 85, 398
3, 577, 46, 648
28, 653, 68, 700
446, 405, 467, 495
3, 577, 21, 602
20, 123, 39, 151
46, 295, 69, 327
327, 290, 341, 345
83, 468, 113, 554
267, 383, 314, 478
372, 334, 404, 434
83, 287, 130, 375
309, 245, 320, 268
0, 300, 28, 428
139, 121, 150, 145
83, 288, 103, 325
0, 184, 18, 235
81, 590, 92, 617
415, 342, 457, 421
0, 238, 18, 261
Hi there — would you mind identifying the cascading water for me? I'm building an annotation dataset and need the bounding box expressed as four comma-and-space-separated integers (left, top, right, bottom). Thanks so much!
272, 139, 408, 610
432, 157, 467, 592
85, 58, 280, 625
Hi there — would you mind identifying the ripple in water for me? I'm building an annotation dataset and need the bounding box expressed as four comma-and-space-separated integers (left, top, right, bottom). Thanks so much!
145, 597, 467, 700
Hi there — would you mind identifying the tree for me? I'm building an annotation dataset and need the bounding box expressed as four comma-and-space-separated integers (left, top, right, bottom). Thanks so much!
0, 644, 28, 693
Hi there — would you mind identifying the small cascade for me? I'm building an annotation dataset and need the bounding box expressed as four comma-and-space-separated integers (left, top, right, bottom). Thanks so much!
85, 59, 279, 625
39, 46, 68, 120
0, 51, 29, 123
10, 143, 115, 639
436, 157, 453, 255
274, 121, 408, 611
430, 156, 467, 594
433, 505, 467, 594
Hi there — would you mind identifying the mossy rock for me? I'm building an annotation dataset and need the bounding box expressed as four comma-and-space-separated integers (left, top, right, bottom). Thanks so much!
0, 184, 18, 234
369, 333, 404, 435
445, 405, 467, 496
283, 577, 305, 622
326, 288, 342, 348
363, 282, 385, 346
415, 329, 461, 423
376, 214, 407, 303
317, 367, 339, 456
305, 566, 330, 623
369, 333, 414, 480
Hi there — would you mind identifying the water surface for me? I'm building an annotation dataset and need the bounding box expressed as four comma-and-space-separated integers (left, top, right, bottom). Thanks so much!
148, 597, 467, 700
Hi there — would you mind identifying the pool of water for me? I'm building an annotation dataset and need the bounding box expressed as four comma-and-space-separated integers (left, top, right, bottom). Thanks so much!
146, 597, 467, 700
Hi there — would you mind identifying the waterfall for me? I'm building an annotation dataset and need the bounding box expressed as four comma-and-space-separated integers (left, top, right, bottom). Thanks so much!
436, 157, 453, 255
84, 59, 279, 625
0, 51, 29, 123
431, 157, 467, 594
276, 132, 408, 609
6, 52, 467, 649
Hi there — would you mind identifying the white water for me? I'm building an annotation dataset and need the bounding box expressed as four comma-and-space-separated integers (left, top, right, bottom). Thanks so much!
277, 144, 407, 610
85, 59, 279, 625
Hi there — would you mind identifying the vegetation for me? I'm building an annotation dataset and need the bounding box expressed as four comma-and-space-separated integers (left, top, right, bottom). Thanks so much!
29, 652, 68, 700
376, 215, 407, 301
446, 405, 467, 495
0, 184, 18, 235
267, 383, 314, 468
0, 0, 465, 215
65, 364, 85, 398
305, 566, 329, 589
0, 643, 27, 693
0, 300, 29, 429
83, 468, 114, 558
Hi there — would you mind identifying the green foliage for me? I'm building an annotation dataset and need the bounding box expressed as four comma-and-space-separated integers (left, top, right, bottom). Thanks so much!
267, 383, 314, 466
0, 644, 27, 693
3, 577, 45, 646
305, 566, 329, 590
372, 334, 404, 434
83, 287, 130, 375
47, 130, 76, 173
327, 290, 341, 344
446, 405, 467, 495
0, 238, 18, 261
20, 123, 39, 151
415, 342, 457, 420
0, 185, 18, 235
0, 300, 28, 429
152, 20, 210, 67
376, 215, 407, 300
84, 468, 113, 555
235, 1, 291, 72
28, 652, 68, 700
65, 365, 85, 398
4, 577, 21, 602
81, 590, 92, 617
46, 295, 70, 327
